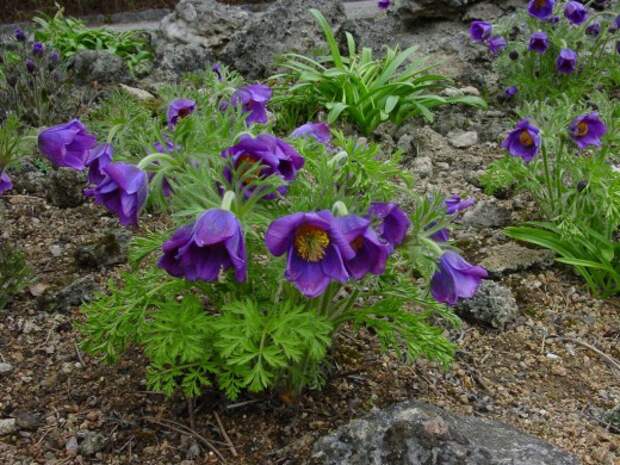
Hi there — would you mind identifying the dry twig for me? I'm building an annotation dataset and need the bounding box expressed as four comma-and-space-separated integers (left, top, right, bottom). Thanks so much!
214, 411, 238, 457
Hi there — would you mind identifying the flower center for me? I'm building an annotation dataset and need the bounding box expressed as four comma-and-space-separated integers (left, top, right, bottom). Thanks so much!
178, 107, 192, 118
519, 130, 534, 147
351, 236, 365, 252
534, 0, 546, 9
294, 224, 330, 262
576, 121, 589, 137
236, 154, 261, 185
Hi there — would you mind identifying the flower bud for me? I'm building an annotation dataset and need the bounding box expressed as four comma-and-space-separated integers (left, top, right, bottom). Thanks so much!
509, 50, 519, 60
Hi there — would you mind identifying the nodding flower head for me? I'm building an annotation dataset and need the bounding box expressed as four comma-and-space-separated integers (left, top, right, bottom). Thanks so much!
528, 32, 549, 54
487, 36, 507, 55
0, 170, 12, 195
564, 1, 588, 25
469, 20, 492, 43
167, 99, 196, 130
501, 119, 541, 163
431, 251, 487, 306
378, 0, 390, 10
556, 48, 577, 74
528, 0, 556, 20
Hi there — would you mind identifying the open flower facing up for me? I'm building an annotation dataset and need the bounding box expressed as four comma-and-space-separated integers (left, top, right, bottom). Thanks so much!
38, 119, 97, 170
86, 162, 148, 227
228, 84, 272, 125
0, 170, 12, 195
290, 122, 332, 146
266, 211, 354, 297
487, 36, 507, 55
85, 143, 113, 185
501, 119, 541, 163
569, 113, 607, 149
431, 251, 488, 305
469, 20, 492, 43
221, 134, 304, 198
335, 215, 390, 279
158, 209, 247, 282
556, 48, 577, 74
528, 0, 555, 20
167, 99, 196, 130
378, 0, 390, 10
528, 32, 549, 54
367, 202, 411, 250
564, 1, 588, 25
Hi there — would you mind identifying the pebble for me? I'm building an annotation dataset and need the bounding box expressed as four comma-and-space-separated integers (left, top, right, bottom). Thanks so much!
0, 362, 13, 374
448, 130, 479, 148
119, 84, 156, 102
50, 245, 62, 257
0, 418, 16, 435
412, 156, 433, 178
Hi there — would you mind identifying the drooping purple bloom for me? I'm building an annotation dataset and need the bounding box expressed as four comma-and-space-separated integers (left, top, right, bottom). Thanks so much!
85, 143, 113, 185
504, 86, 518, 99
38, 119, 97, 171
290, 122, 332, 146
153, 137, 176, 154
221, 134, 304, 198
335, 215, 390, 279
444, 195, 475, 215
378, 0, 390, 10
167, 98, 196, 130
568, 112, 607, 150
616, 40, 620, 54
265, 210, 353, 298
469, 20, 492, 43
212, 63, 223, 81
586, 22, 601, 36
528, 0, 555, 20
49, 50, 60, 63
367, 202, 411, 250
528, 32, 549, 53
487, 36, 507, 55
85, 162, 148, 227
615, 14, 620, 29
556, 48, 577, 74
158, 209, 247, 282
32, 42, 45, 56
564, 1, 588, 25
547, 15, 561, 25
501, 119, 541, 163
228, 84, 272, 125
25, 59, 35, 74
0, 170, 12, 195
431, 251, 488, 306
15, 28, 26, 42
430, 228, 450, 242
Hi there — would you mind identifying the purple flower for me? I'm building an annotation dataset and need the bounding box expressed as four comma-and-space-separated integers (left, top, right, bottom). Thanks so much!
335, 215, 390, 279
431, 251, 487, 306
49, 50, 60, 62
167, 99, 196, 130
469, 20, 492, 43
547, 15, 561, 25
265, 211, 353, 298
586, 22, 601, 36
501, 119, 541, 163
528, 32, 549, 53
86, 162, 148, 227
15, 28, 26, 42
444, 195, 475, 214
25, 59, 35, 74
38, 119, 97, 170
158, 209, 247, 282
367, 202, 411, 249
212, 63, 223, 81
556, 48, 577, 74
153, 137, 176, 154
564, 1, 588, 25
229, 84, 272, 125
221, 134, 304, 198
85, 143, 113, 185
0, 170, 12, 195
290, 122, 332, 146
32, 42, 45, 56
430, 228, 450, 242
568, 112, 607, 150
616, 40, 620, 54
487, 36, 507, 55
378, 0, 390, 9
504, 86, 518, 99
528, 0, 555, 20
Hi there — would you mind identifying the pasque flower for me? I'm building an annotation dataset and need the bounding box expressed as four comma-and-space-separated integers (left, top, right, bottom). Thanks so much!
167, 99, 196, 130
221, 134, 304, 198
501, 119, 541, 163
266, 210, 354, 297
25, 59, 35, 74
367, 202, 411, 249
212, 63, 223, 81
528, 0, 555, 20
378, 0, 390, 9
290, 122, 332, 146
556, 48, 577, 74
504, 86, 518, 99
431, 251, 488, 305
15, 28, 26, 42
228, 84, 272, 125
586, 22, 601, 36
85, 143, 113, 185
86, 162, 148, 226
487, 36, 507, 55
158, 209, 247, 282
564, 1, 588, 25
32, 42, 45, 56
0, 170, 12, 195
528, 32, 549, 53
469, 20, 492, 43
335, 215, 390, 279
38, 119, 97, 170
444, 195, 475, 215
568, 112, 607, 149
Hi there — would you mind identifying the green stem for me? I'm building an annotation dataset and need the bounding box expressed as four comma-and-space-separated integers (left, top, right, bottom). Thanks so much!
329, 288, 359, 325
332, 200, 349, 216
220, 191, 236, 211
541, 144, 556, 216
106, 124, 124, 144
137, 153, 175, 170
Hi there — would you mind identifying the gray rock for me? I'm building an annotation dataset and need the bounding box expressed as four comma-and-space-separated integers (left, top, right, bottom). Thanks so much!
46, 168, 86, 209
71, 50, 129, 84
14, 411, 40, 431
44, 275, 100, 313
480, 242, 555, 277
78, 431, 107, 456
396, 0, 480, 23
456, 280, 518, 329
448, 130, 478, 148
462, 201, 512, 228
74, 229, 132, 269
0, 418, 16, 436
412, 156, 433, 178
119, 84, 157, 102
312, 401, 580, 465
396, 134, 416, 157
0, 362, 13, 374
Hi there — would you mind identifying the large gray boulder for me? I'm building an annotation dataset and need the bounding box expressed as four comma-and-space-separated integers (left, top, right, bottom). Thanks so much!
395, 0, 480, 22
312, 401, 580, 465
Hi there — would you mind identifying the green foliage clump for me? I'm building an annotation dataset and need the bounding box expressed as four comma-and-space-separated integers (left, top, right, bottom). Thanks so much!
274, 9, 486, 135
0, 242, 30, 310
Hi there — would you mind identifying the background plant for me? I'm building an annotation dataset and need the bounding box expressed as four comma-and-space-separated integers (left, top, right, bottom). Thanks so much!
0, 241, 30, 311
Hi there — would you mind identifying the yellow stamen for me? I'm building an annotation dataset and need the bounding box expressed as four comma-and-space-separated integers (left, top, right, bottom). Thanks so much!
576, 121, 589, 137
519, 130, 534, 147
294, 225, 330, 262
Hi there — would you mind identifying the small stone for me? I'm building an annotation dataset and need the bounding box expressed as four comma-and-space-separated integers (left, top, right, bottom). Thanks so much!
0, 362, 13, 374
46, 168, 86, 209
462, 201, 512, 228
78, 431, 107, 456
43, 275, 100, 313
0, 418, 16, 435
412, 156, 433, 178
397, 134, 416, 157
14, 412, 40, 431
456, 280, 519, 329
480, 242, 555, 278
448, 130, 479, 148
441, 87, 463, 98
551, 365, 567, 377
460, 86, 480, 96
66, 436, 79, 457
50, 245, 62, 257
75, 229, 132, 269
119, 84, 156, 102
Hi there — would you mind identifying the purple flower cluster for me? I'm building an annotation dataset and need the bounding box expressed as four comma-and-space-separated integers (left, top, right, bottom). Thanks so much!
469, 21, 506, 56
224, 84, 272, 126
